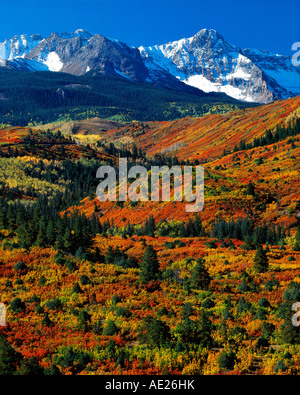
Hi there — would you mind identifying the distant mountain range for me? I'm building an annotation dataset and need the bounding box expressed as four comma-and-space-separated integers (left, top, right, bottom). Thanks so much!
0, 28, 299, 103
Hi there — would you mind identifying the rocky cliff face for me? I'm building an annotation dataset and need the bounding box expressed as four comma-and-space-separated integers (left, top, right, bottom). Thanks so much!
0, 34, 43, 60
242, 48, 300, 95
140, 29, 298, 103
0, 28, 299, 103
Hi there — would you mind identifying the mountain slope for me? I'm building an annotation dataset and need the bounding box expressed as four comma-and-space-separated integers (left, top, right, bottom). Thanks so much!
0, 30, 218, 95
26, 31, 149, 79
243, 48, 300, 95
0, 69, 247, 126
0, 96, 300, 376
62, 95, 300, 232
0, 34, 43, 60
98, 95, 300, 162
0, 28, 299, 104
140, 29, 300, 103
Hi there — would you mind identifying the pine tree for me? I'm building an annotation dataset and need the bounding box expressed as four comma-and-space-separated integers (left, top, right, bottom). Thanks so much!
103, 320, 119, 336
145, 215, 156, 237
179, 221, 186, 237
293, 227, 300, 251
190, 258, 211, 290
16, 356, 44, 375
138, 316, 170, 348
42, 312, 52, 327
185, 218, 195, 237
63, 227, 73, 253
104, 245, 114, 264
140, 245, 160, 283
253, 245, 269, 273
0, 335, 22, 375
36, 219, 47, 247
246, 181, 255, 196
78, 310, 91, 332
46, 219, 56, 245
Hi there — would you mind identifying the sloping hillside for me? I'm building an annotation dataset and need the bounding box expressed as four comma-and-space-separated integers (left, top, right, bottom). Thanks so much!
98, 96, 300, 162
71, 97, 300, 234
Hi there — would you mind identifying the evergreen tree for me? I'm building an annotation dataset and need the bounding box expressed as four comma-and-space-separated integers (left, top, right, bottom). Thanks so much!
140, 245, 160, 283
0, 335, 22, 375
145, 215, 156, 237
78, 310, 91, 332
16, 356, 44, 376
42, 312, 52, 327
104, 245, 114, 264
175, 311, 213, 347
138, 316, 171, 348
179, 221, 186, 237
189, 258, 211, 290
218, 350, 236, 370
293, 227, 300, 251
182, 302, 193, 319
46, 219, 56, 245
103, 320, 119, 336
44, 364, 61, 376
278, 282, 300, 344
253, 245, 269, 273
63, 227, 73, 253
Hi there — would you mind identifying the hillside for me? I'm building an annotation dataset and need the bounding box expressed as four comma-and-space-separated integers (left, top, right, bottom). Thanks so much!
96, 96, 300, 162
70, 96, 300, 234
0, 70, 247, 126
0, 97, 300, 375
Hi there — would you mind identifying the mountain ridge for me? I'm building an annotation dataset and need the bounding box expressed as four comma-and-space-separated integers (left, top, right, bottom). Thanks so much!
140, 28, 299, 103
0, 28, 299, 103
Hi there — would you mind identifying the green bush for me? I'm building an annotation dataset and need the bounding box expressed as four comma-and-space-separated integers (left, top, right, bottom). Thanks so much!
103, 320, 119, 336
201, 298, 215, 309
14, 261, 28, 273
218, 350, 236, 370
79, 275, 91, 286
116, 307, 131, 318
45, 297, 62, 311
9, 298, 26, 313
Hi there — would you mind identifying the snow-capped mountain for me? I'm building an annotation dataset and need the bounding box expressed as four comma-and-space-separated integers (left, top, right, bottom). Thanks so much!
0, 28, 299, 103
242, 48, 300, 96
0, 34, 43, 60
10, 29, 208, 94
140, 29, 300, 103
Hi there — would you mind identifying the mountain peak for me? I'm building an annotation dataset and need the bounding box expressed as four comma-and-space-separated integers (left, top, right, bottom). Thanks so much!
0, 28, 299, 104
194, 28, 219, 37
74, 29, 93, 39
49, 30, 93, 40
192, 28, 228, 47
0, 33, 43, 60
139, 28, 299, 103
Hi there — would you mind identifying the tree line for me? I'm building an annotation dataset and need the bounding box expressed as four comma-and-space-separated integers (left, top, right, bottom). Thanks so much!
229, 117, 300, 155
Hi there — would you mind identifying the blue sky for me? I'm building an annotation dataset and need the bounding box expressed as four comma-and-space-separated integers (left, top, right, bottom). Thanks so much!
0, 0, 299, 55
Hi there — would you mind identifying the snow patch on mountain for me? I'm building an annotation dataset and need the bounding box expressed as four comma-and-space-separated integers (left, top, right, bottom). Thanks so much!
0, 34, 43, 60
44, 52, 64, 72
242, 48, 300, 95
0, 58, 49, 72
264, 69, 300, 94
0, 28, 298, 103
140, 29, 298, 103
184, 74, 256, 102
